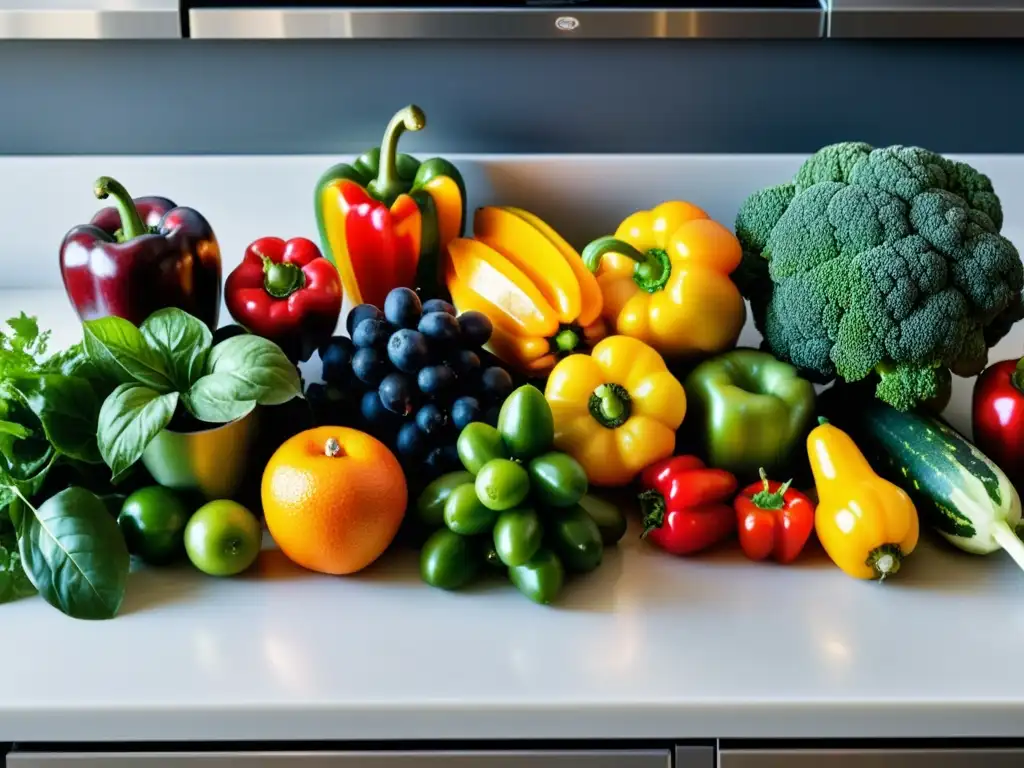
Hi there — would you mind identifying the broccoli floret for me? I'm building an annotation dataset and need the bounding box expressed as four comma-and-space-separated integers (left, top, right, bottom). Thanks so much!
737, 142, 1024, 411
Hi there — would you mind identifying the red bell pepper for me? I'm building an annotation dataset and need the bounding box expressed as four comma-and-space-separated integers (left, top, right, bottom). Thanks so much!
734, 468, 815, 564
638, 456, 738, 556
972, 358, 1024, 489
225, 237, 343, 363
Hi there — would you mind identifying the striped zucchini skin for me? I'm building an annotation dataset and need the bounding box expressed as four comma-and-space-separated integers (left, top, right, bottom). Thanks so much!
854, 400, 1022, 555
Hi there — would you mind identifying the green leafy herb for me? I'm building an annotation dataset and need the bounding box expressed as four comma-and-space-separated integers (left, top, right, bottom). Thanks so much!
140, 308, 212, 391
12, 487, 130, 620
185, 335, 301, 422
86, 308, 301, 478
0, 312, 51, 378
6, 375, 102, 463
97, 384, 179, 479
82, 316, 174, 391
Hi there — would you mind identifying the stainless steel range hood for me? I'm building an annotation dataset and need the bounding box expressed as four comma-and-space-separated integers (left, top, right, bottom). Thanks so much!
186, 1, 827, 40
0, 0, 1022, 40
0, 0, 180, 38
830, 0, 1024, 37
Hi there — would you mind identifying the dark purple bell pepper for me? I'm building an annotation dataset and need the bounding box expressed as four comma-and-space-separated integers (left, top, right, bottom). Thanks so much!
59, 176, 222, 330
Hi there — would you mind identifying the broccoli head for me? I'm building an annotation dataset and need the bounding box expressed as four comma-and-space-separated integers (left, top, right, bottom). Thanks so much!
735, 142, 1023, 411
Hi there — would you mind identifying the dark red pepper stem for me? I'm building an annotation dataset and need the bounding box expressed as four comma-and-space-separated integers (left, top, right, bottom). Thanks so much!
749, 467, 792, 511
93, 176, 147, 242
260, 255, 306, 299
638, 488, 666, 539
368, 105, 426, 206
1012, 359, 1024, 394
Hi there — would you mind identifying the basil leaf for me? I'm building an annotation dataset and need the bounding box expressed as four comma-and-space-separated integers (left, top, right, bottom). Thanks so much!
141, 308, 213, 390
98, 384, 178, 479
182, 376, 257, 424
0, 531, 36, 604
7, 375, 102, 463
205, 335, 302, 405
0, 419, 31, 439
16, 487, 130, 620
83, 316, 174, 391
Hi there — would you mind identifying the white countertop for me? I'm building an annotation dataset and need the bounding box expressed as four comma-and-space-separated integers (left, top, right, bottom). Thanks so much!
4, 152, 1024, 744
2, 290, 1024, 744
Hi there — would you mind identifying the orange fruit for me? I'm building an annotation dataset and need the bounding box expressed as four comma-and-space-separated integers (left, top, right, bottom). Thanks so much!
261, 426, 408, 575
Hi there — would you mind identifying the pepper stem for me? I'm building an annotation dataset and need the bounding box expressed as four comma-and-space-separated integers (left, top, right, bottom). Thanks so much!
638, 489, 666, 539
1012, 359, 1024, 395
553, 327, 581, 355
866, 543, 903, 582
93, 176, 147, 242
324, 437, 344, 457
580, 237, 672, 293
749, 467, 792, 511
588, 383, 631, 429
261, 255, 306, 299
370, 104, 426, 205
634, 489, 667, 536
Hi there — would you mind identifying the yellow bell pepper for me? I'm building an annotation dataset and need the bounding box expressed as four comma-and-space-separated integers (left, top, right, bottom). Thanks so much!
581, 200, 746, 360
544, 335, 686, 487
808, 418, 920, 581
444, 206, 606, 375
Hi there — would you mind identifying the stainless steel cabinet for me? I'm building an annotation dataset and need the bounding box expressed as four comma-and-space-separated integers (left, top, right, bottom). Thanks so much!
719, 748, 1024, 767
7, 750, 672, 767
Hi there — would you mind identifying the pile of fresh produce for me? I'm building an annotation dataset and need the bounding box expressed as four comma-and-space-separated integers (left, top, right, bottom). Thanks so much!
4, 106, 1024, 622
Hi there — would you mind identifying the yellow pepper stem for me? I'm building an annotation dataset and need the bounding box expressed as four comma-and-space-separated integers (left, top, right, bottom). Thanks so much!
866, 543, 903, 581
589, 383, 631, 429
580, 236, 671, 293
553, 326, 582, 355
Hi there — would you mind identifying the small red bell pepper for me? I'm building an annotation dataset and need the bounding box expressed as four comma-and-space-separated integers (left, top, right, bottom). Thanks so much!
224, 236, 343, 363
734, 468, 815, 564
972, 358, 1024, 489
638, 456, 738, 556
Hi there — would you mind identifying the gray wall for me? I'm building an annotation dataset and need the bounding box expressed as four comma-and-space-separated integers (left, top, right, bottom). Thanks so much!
0, 38, 1021, 155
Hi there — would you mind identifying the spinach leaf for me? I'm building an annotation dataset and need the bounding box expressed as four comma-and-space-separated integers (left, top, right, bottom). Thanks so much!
141, 308, 213, 390
0, 531, 36, 604
98, 384, 179, 479
83, 316, 174, 391
14, 487, 130, 620
7, 374, 102, 464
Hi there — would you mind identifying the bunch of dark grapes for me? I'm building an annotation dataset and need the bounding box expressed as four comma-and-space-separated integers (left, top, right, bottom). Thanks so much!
310, 287, 515, 483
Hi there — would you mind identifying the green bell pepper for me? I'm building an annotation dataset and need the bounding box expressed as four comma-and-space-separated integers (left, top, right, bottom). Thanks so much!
682, 349, 816, 481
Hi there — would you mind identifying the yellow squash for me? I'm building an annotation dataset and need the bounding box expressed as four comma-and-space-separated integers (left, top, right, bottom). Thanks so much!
808, 418, 919, 581
445, 206, 606, 374
582, 200, 745, 359
544, 335, 686, 487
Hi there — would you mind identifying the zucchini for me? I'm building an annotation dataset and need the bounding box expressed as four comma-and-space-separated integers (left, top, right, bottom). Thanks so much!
849, 399, 1024, 571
